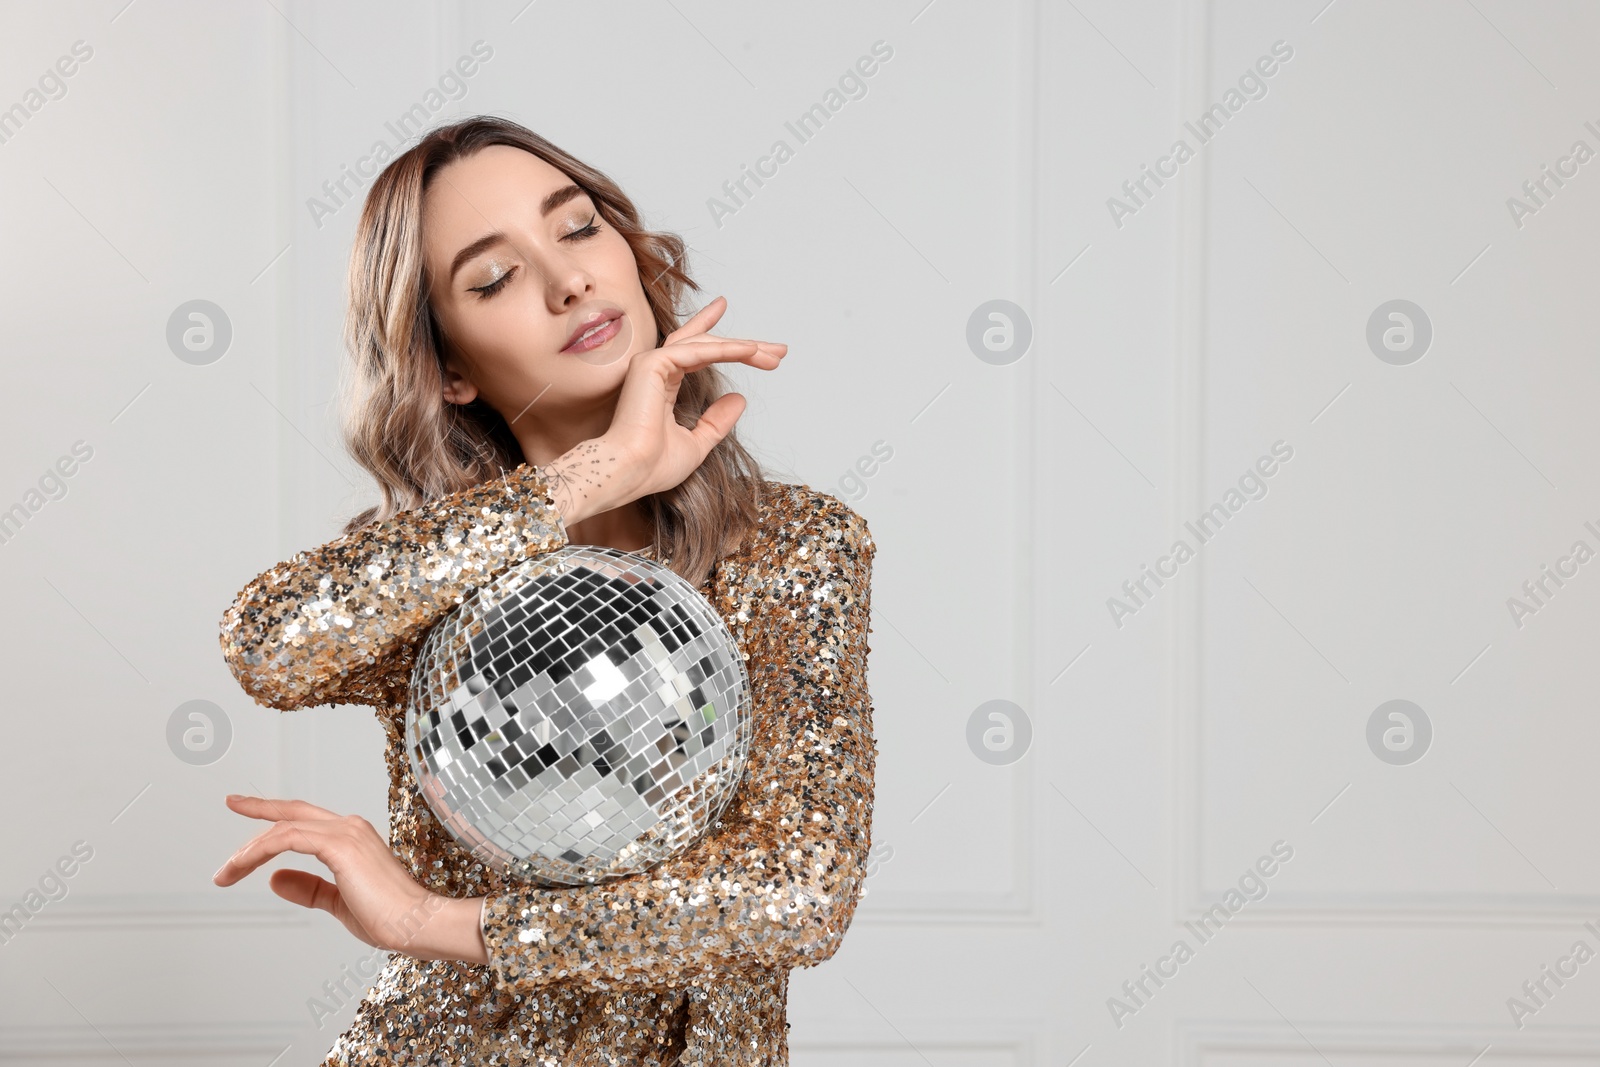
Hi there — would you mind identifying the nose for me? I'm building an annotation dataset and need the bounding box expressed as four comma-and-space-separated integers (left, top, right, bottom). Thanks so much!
540, 250, 595, 313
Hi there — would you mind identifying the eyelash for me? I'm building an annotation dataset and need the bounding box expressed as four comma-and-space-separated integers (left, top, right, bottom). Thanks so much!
469, 213, 603, 300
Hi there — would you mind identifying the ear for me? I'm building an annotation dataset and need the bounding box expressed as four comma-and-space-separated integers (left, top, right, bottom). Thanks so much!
440, 351, 479, 406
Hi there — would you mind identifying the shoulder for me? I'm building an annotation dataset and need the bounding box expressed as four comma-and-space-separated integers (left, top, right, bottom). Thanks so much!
709, 481, 874, 653
753, 479, 875, 571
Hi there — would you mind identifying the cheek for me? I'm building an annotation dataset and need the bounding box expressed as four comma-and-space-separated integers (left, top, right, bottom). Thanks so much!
444, 307, 538, 385
595, 234, 653, 347
597, 230, 643, 287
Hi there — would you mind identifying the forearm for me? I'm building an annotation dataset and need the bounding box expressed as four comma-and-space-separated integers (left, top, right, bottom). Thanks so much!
478, 846, 867, 989
218, 462, 567, 711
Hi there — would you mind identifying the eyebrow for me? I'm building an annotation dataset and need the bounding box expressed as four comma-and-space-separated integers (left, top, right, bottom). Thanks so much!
446, 183, 589, 284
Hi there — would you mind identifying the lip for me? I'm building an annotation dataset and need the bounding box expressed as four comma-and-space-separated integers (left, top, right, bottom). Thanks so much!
561, 307, 624, 353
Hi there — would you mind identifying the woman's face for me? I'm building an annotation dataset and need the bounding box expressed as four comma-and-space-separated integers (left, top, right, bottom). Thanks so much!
422, 144, 654, 436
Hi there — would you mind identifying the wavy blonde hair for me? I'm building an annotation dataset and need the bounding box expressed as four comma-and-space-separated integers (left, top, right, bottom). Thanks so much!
335, 116, 766, 587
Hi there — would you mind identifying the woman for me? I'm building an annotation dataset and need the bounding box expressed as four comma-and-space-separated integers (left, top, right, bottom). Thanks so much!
212, 116, 878, 1065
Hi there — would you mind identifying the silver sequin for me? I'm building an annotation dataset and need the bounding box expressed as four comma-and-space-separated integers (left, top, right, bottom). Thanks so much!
218, 464, 878, 1065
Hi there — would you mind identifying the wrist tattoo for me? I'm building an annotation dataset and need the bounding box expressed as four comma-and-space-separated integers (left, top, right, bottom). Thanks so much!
545, 440, 614, 508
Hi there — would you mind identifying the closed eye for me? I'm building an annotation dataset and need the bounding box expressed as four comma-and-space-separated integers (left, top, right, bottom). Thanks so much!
470, 267, 516, 300
468, 214, 604, 301
564, 212, 602, 242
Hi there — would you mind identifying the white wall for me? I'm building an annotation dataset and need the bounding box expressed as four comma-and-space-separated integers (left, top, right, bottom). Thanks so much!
2, 0, 1598, 1063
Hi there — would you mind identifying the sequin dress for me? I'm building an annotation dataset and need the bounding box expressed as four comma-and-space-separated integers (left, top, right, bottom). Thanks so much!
216, 462, 877, 1066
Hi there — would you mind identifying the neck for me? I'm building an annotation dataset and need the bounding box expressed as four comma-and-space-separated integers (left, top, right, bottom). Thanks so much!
510, 394, 614, 471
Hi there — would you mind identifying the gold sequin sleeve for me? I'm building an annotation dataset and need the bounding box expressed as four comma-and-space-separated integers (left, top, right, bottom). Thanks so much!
217, 463, 568, 712
479, 499, 876, 991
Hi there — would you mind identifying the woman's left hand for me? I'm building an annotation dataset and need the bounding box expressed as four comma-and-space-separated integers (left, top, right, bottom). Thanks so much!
212, 794, 487, 963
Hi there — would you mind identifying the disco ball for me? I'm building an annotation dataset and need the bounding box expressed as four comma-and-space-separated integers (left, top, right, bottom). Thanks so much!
405, 545, 753, 886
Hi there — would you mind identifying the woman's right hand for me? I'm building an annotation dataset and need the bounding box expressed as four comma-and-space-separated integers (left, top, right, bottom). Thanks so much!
542, 296, 785, 525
